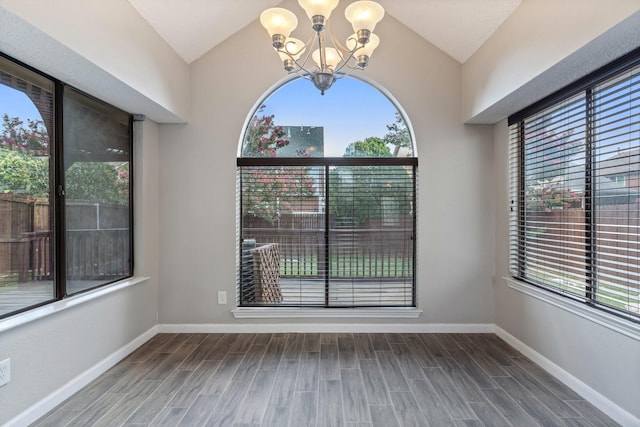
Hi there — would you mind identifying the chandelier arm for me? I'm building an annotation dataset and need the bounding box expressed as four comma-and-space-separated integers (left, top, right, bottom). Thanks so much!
276, 46, 316, 76
327, 24, 364, 74
326, 20, 350, 54
301, 32, 316, 67
333, 49, 361, 74
317, 31, 328, 72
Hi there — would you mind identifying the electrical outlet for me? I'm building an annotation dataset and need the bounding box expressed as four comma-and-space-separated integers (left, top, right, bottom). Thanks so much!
217, 291, 227, 305
0, 358, 10, 387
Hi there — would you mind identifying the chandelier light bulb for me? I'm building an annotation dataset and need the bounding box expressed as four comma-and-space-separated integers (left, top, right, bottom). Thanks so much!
261, 0, 385, 94
260, 8, 298, 39
347, 32, 379, 67
312, 47, 341, 71
345, 1, 385, 33
298, 0, 339, 21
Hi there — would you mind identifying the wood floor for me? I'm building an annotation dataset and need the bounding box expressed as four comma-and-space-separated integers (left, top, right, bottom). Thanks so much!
33, 333, 618, 427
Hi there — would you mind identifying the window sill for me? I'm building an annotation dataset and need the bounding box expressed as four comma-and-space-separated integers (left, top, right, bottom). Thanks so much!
0, 276, 150, 334
231, 307, 423, 319
504, 277, 640, 342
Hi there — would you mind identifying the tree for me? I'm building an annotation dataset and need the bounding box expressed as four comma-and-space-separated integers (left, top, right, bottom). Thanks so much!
332, 118, 414, 224
242, 105, 289, 157
329, 165, 413, 226
0, 114, 129, 204
1, 113, 49, 154
66, 162, 129, 205
0, 148, 48, 197
241, 107, 316, 222
344, 136, 391, 157
0, 114, 50, 198
524, 118, 583, 211
383, 112, 411, 155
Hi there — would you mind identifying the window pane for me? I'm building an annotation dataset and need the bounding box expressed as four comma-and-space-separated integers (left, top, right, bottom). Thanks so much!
511, 57, 640, 320
328, 165, 415, 307
593, 66, 640, 315
0, 56, 54, 317
240, 166, 327, 306
241, 77, 413, 158
63, 88, 131, 294
239, 162, 415, 307
520, 94, 588, 298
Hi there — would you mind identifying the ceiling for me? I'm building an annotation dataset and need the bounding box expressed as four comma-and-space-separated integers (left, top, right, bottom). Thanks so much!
127, 0, 522, 64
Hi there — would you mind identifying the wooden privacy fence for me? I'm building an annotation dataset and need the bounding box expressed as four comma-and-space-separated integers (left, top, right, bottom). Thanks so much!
242, 213, 414, 278
0, 197, 129, 282
524, 204, 639, 292
0, 196, 49, 282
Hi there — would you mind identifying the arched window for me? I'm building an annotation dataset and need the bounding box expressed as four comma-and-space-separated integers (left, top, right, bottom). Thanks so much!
237, 77, 417, 308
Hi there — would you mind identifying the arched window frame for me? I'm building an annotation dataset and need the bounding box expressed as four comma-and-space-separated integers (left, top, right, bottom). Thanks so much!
236, 76, 418, 309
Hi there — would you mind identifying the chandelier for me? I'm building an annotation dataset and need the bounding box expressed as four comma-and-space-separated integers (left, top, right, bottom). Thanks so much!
260, 0, 385, 95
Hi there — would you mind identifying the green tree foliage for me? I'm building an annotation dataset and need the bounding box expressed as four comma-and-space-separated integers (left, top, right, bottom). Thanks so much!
383, 112, 412, 155
66, 162, 129, 205
0, 114, 129, 204
331, 115, 414, 225
0, 148, 48, 197
345, 136, 391, 157
0, 114, 49, 197
329, 166, 412, 226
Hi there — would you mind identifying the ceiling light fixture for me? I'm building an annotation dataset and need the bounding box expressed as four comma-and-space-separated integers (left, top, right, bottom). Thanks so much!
260, 0, 384, 95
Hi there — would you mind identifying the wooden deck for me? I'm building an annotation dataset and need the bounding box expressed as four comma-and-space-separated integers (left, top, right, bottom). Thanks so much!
0, 279, 109, 317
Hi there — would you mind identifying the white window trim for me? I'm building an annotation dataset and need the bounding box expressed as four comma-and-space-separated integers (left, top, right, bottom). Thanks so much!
232, 307, 422, 319
0, 276, 149, 333
504, 277, 640, 342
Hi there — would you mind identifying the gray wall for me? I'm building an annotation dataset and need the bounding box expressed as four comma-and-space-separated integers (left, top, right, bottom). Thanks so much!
0, 120, 161, 423
492, 119, 640, 421
157, 0, 496, 326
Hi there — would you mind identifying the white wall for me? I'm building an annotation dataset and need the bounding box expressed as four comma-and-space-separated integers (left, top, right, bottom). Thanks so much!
462, 0, 640, 123
157, 0, 496, 326
0, 1, 189, 122
0, 120, 161, 424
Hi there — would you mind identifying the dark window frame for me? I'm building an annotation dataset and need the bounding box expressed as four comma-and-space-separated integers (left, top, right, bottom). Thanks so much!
237, 156, 418, 308
0, 51, 134, 320
509, 47, 640, 323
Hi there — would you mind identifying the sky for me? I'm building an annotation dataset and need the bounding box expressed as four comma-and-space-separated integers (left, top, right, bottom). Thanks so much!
0, 85, 43, 122
259, 76, 401, 157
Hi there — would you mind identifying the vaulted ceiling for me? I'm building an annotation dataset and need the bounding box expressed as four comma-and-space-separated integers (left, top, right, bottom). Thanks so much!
126, 0, 522, 64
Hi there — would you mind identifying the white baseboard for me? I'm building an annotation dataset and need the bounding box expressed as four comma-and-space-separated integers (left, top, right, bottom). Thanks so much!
157, 323, 496, 334
495, 326, 639, 427
5, 326, 157, 427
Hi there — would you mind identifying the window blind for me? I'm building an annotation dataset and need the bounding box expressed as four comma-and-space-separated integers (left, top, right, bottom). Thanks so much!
237, 158, 416, 308
510, 60, 640, 321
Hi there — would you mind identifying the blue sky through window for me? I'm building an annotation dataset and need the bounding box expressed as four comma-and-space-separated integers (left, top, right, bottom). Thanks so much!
259, 76, 402, 157
0, 84, 42, 122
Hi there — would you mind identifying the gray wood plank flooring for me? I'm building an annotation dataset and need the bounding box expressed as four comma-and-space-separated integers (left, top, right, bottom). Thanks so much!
32, 333, 619, 427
